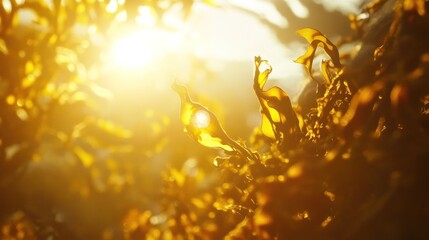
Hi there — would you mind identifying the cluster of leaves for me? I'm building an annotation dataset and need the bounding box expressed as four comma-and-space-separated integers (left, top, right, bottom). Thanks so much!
129, 0, 429, 239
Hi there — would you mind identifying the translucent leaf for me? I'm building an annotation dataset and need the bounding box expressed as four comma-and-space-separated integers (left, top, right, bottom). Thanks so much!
261, 114, 275, 139
256, 59, 272, 89
173, 83, 256, 159
173, 83, 234, 151
253, 56, 301, 143
295, 28, 341, 79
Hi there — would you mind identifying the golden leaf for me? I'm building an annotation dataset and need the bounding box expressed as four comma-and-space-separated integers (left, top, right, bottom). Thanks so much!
173, 82, 255, 159
173, 82, 232, 151
295, 28, 341, 79
253, 56, 301, 143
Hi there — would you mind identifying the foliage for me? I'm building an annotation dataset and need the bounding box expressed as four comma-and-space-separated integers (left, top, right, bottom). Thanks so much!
1, 0, 429, 239
170, 0, 429, 239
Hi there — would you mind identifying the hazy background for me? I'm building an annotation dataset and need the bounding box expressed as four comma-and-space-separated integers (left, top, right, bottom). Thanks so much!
100, 0, 365, 140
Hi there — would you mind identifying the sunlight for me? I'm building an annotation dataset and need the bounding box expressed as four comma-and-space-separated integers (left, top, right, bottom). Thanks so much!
106, 26, 185, 74
110, 31, 159, 70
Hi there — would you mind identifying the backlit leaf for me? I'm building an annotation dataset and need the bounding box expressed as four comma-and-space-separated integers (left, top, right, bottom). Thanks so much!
173, 82, 255, 159
173, 82, 234, 152
253, 56, 301, 145
295, 28, 341, 79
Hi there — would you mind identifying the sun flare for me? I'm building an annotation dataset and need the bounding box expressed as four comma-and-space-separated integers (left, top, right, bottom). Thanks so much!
109, 30, 162, 70
111, 32, 153, 70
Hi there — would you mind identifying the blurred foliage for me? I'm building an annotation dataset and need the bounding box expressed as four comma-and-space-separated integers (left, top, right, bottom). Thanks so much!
172, 0, 429, 239
1, 0, 429, 239
0, 0, 201, 238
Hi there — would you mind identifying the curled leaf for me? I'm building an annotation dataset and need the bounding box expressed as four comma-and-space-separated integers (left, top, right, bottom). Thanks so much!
173, 82, 255, 159
295, 28, 341, 80
253, 56, 301, 145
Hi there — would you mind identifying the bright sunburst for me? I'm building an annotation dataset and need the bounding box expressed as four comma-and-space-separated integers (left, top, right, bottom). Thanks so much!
110, 31, 156, 70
